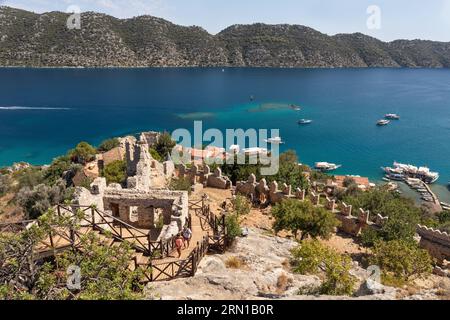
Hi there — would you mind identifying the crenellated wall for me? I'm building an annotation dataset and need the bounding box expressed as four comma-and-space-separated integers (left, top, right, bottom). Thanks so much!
178, 164, 232, 190
417, 225, 450, 264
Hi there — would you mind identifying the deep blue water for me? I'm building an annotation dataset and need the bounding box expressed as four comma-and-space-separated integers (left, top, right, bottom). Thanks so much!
0, 67, 449, 199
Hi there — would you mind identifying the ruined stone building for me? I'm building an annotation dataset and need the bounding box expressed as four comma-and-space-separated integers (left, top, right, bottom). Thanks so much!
73, 134, 186, 240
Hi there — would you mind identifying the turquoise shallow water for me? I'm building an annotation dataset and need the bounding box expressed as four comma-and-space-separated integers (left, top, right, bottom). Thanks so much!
0, 67, 449, 201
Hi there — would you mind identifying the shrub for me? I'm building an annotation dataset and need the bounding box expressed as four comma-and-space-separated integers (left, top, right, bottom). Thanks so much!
232, 195, 251, 216
97, 138, 120, 153
102, 160, 126, 185
13, 166, 44, 189
225, 214, 242, 240
291, 240, 356, 296
0, 211, 144, 300
169, 177, 191, 194
225, 256, 246, 269
68, 142, 97, 165
16, 180, 73, 219
0, 174, 11, 196
43, 156, 73, 186
369, 240, 433, 283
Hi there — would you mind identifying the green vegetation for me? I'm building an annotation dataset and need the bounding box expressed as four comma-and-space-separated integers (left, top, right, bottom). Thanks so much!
0, 210, 144, 300
97, 138, 120, 153
272, 199, 339, 240
44, 156, 74, 185
13, 166, 44, 190
231, 195, 251, 216
149, 148, 163, 162
342, 188, 420, 245
369, 240, 433, 284
102, 160, 127, 185
0, 174, 11, 197
154, 132, 176, 160
68, 142, 97, 165
291, 240, 356, 296
169, 177, 191, 194
16, 180, 73, 219
221, 150, 309, 190
225, 214, 242, 241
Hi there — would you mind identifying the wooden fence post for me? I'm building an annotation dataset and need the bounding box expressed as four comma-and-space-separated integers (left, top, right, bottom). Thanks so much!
91, 207, 96, 227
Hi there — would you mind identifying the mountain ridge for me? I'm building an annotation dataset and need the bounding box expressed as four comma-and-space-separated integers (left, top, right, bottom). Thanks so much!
1, 6, 450, 68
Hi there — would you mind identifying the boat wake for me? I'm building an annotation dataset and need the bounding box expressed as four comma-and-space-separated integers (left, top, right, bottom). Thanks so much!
0, 106, 72, 111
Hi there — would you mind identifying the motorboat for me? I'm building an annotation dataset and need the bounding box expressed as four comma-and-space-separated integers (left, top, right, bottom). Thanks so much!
264, 137, 285, 144
377, 119, 390, 126
315, 162, 342, 172
385, 114, 400, 120
290, 104, 302, 111
298, 119, 313, 125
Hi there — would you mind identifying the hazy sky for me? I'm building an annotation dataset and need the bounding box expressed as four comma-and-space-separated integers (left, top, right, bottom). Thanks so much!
3, 0, 450, 41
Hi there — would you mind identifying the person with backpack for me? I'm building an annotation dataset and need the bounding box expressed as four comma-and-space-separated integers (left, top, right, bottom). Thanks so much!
182, 226, 193, 248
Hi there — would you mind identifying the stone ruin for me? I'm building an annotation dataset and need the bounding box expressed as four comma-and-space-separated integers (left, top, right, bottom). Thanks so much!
417, 225, 450, 265
235, 174, 306, 205
73, 136, 186, 240
178, 164, 232, 190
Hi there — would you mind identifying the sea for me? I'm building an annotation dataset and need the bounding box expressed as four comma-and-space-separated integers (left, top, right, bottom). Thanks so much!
0, 67, 449, 202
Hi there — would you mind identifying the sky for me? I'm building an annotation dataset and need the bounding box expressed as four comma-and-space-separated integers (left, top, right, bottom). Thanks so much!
2, 0, 450, 41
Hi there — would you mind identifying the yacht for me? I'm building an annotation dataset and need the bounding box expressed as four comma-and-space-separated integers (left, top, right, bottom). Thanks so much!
385, 114, 400, 120
264, 137, 285, 144
382, 162, 439, 184
290, 104, 302, 111
298, 119, 313, 125
315, 162, 342, 172
377, 119, 390, 126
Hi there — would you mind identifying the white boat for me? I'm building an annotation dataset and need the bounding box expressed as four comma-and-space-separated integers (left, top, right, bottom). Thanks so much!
298, 119, 313, 125
385, 114, 400, 120
383, 162, 439, 184
377, 119, 390, 126
315, 162, 342, 172
264, 137, 285, 144
290, 104, 302, 111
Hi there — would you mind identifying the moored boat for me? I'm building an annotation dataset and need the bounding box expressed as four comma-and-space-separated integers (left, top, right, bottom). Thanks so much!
382, 162, 439, 184
315, 162, 342, 172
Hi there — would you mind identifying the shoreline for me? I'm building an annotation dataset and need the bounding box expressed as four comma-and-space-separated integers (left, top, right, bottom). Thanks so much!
1, 66, 450, 70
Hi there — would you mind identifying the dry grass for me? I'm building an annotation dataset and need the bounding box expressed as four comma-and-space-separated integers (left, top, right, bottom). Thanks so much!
276, 273, 293, 292
225, 256, 246, 269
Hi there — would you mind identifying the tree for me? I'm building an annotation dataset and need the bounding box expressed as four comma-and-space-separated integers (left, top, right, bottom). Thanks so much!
13, 166, 44, 190
232, 195, 251, 216
102, 160, 127, 185
380, 199, 420, 243
68, 142, 97, 165
154, 132, 176, 160
97, 138, 120, 153
291, 240, 356, 296
272, 199, 339, 240
369, 240, 433, 283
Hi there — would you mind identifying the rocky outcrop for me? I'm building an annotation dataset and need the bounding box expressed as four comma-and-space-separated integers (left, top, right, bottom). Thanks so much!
1, 6, 450, 68
146, 228, 400, 300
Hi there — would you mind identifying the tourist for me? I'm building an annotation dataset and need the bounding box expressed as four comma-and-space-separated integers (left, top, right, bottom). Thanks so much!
182, 226, 193, 248
175, 234, 184, 258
